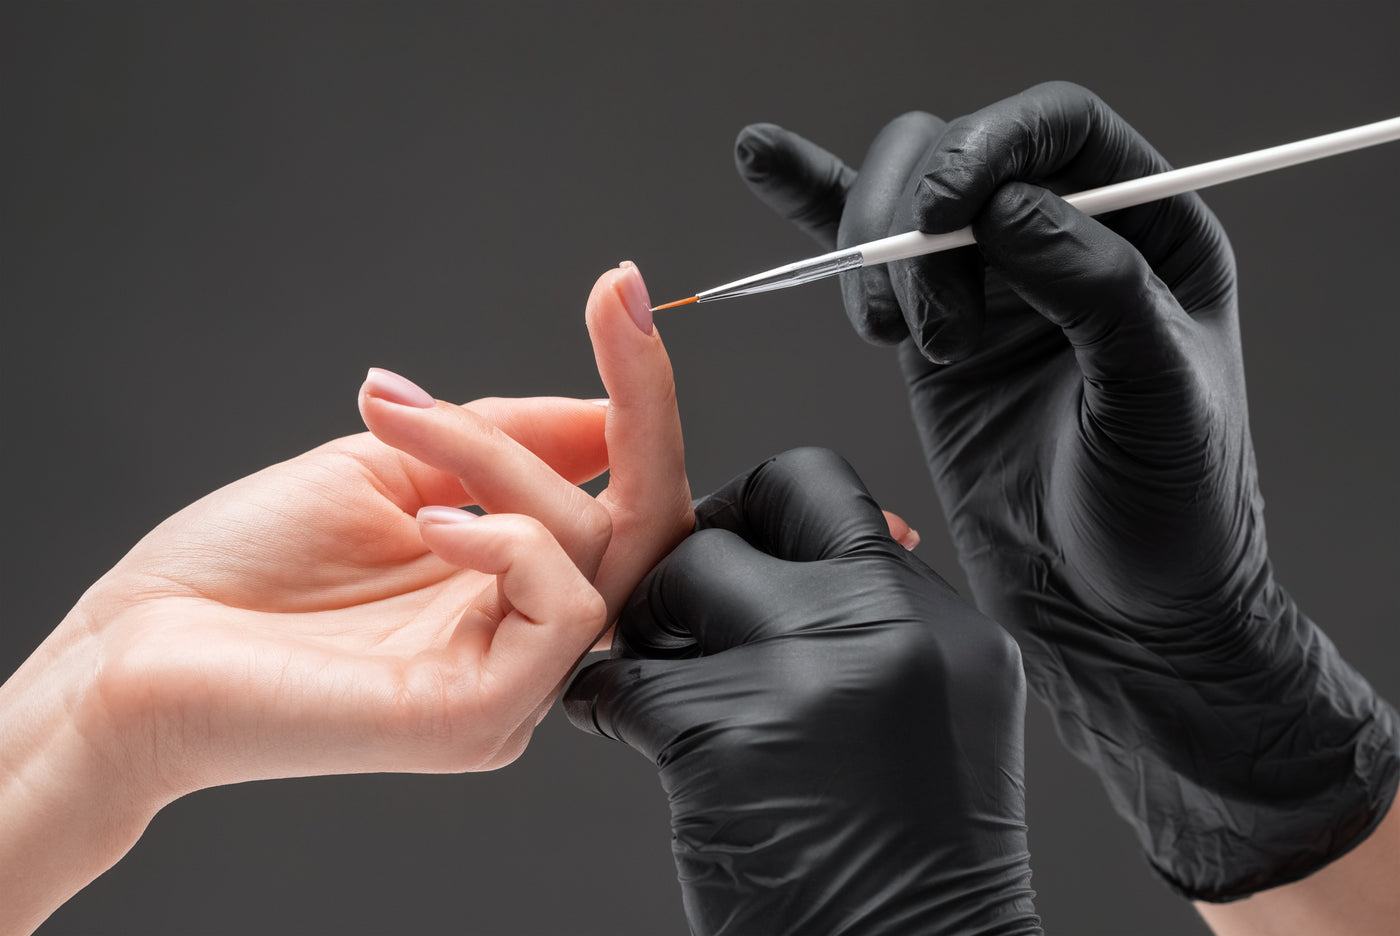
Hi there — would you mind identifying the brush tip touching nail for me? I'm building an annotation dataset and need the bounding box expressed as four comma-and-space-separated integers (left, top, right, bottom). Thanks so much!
651, 296, 699, 313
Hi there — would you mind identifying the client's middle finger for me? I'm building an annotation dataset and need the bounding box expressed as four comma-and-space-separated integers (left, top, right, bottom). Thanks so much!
359, 368, 613, 577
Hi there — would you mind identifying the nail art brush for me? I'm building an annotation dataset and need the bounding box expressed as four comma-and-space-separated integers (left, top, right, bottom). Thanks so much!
649, 115, 1400, 313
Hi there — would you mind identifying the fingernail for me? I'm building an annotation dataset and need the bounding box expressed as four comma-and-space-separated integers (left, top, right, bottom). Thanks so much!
587, 398, 610, 407
899, 529, 921, 551
363, 367, 435, 408
417, 506, 479, 525
615, 261, 653, 335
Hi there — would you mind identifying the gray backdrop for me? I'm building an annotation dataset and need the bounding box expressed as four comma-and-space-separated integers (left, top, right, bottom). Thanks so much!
4, 2, 1397, 933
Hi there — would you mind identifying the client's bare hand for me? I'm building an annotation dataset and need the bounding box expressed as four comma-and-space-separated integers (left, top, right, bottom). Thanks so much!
0, 390, 616, 929
107, 386, 616, 790
0, 263, 695, 935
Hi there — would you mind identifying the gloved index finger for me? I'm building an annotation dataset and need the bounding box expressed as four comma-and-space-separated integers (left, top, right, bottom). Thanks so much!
838, 109, 988, 362
694, 447, 896, 562
914, 80, 1172, 235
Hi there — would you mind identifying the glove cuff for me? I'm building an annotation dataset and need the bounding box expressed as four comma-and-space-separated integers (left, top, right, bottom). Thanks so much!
1153, 695, 1399, 902
1131, 587, 1400, 902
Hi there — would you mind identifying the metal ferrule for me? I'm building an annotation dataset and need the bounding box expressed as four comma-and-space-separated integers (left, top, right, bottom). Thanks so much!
696, 247, 864, 303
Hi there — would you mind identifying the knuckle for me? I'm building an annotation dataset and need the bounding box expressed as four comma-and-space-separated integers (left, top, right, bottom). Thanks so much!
979, 622, 1025, 675
672, 526, 731, 565
1027, 80, 1103, 129
1035, 78, 1094, 104
887, 109, 945, 143
574, 587, 610, 635
915, 137, 985, 224
676, 523, 722, 550
934, 112, 978, 151
769, 445, 851, 481
861, 626, 955, 707
574, 499, 614, 556
1095, 244, 1158, 299
985, 180, 1051, 223
893, 108, 938, 124
498, 514, 553, 557
916, 162, 965, 209
934, 113, 982, 161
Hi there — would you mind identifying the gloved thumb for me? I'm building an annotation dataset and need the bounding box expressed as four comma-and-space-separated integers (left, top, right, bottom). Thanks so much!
696, 447, 897, 562
734, 123, 854, 250
563, 655, 695, 763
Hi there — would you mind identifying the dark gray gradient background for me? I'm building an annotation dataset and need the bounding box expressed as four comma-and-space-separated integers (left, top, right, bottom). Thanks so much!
3, 3, 1397, 934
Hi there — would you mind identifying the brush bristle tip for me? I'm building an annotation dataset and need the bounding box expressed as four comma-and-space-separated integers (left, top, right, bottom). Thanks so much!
651, 296, 699, 312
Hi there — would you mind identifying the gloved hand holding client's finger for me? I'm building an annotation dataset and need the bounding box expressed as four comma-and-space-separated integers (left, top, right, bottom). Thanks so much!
566, 447, 1042, 936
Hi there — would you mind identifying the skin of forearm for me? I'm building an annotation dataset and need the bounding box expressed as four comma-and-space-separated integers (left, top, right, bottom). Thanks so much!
0, 601, 159, 936
1194, 798, 1400, 936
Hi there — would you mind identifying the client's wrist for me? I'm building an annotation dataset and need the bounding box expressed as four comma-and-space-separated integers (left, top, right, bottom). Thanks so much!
0, 604, 164, 934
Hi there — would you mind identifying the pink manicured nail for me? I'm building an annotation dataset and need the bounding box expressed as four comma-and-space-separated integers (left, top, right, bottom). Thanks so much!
900, 529, 922, 551
616, 261, 653, 335
363, 367, 434, 408
417, 506, 479, 525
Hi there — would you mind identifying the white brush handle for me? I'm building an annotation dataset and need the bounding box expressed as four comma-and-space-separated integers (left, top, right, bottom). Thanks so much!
857, 116, 1400, 267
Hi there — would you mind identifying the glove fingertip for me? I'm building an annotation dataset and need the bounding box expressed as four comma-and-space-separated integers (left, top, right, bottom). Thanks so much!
733, 122, 783, 184
735, 123, 852, 249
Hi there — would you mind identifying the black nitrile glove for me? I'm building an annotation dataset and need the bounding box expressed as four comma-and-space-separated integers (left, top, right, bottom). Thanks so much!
734, 81, 1399, 902
565, 447, 1041, 936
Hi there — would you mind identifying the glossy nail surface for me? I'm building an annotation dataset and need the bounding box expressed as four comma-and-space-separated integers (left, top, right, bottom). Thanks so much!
363, 367, 435, 408
616, 261, 654, 335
